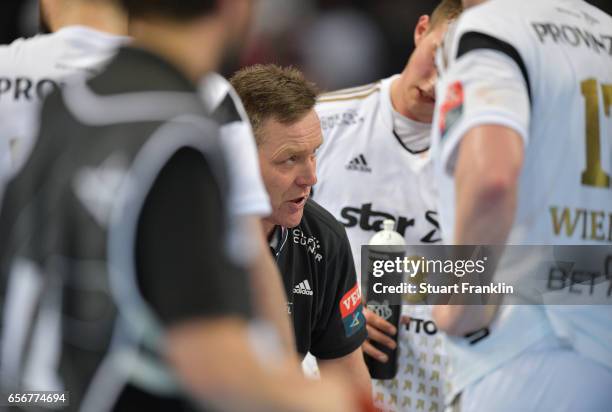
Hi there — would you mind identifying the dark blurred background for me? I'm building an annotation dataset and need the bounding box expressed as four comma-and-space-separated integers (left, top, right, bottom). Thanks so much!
2, 0, 611, 91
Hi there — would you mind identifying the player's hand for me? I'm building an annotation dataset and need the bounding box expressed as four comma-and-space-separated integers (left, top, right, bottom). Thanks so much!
362, 307, 397, 363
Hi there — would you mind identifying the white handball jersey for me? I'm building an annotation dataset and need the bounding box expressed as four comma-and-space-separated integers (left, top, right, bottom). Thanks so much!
0, 26, 127, 179
432, 0, 612, 403
314, 76, 449, 412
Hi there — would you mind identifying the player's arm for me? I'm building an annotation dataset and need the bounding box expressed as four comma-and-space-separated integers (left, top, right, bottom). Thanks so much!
166, 319, 358, 412
433, 124, 524, 336
134, 147, 362, 412
432, 28, 531, 336
318, 347, 372, 394
454, 125, 524, 246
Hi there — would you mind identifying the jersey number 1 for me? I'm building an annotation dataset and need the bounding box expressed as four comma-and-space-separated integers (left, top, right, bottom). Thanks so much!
581, 78, 612, 188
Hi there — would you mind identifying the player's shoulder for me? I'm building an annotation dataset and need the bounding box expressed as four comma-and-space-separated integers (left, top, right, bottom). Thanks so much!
301, 199, 349, 245
452, 0, 611, 64
0, 34, 55, 70
0, 34, 47, 54
454, 0, 605, 40
453, 0, 524, 38
458, 0, 527, 24
200, 72, 248, 125
316, 80, 383, 112
447, 0, 548, 71
315, 77, 394, 141
200, 72, 231, 108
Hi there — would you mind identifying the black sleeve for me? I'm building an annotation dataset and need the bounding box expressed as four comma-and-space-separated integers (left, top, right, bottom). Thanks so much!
135, 147, 252, 326
457, 31, 532, 103
310, 228, 367, 359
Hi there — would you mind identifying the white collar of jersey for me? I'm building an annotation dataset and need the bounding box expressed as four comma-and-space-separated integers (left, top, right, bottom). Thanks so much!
379, 76, 431, 154
391, 107, 431, 154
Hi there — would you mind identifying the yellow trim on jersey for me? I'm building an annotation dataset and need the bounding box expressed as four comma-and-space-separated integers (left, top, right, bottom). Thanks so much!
318, 82, 380, 98
317, 87, 381, 103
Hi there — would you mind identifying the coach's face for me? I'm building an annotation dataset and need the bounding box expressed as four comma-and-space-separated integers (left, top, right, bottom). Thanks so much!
258, 110, 322, 233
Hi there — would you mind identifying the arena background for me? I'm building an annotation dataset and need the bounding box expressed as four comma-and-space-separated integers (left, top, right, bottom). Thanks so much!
2, 0, 611, 91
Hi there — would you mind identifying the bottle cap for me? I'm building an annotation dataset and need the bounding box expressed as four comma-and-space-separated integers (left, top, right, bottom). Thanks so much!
382, 219, 395, 232
369, 219, 405, 246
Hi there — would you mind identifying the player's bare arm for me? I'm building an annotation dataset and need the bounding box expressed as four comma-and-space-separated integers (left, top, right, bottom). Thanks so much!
166, 318, 360, 412
433, 125, 524, 336
318, 347, 372, 395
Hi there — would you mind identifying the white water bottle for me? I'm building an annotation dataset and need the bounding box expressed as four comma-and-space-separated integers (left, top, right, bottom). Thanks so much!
364, 219, 405, 379
369, 219, 406, 247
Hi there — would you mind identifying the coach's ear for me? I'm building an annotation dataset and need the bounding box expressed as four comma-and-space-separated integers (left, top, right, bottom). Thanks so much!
414, 15, 430, 47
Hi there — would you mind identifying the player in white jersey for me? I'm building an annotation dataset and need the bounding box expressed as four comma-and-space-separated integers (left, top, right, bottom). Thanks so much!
431, 0, 612, 410
0, 2, 268, 220
0, 0, 128, 181
0, 2, 274, 238
313, 1, 463, 410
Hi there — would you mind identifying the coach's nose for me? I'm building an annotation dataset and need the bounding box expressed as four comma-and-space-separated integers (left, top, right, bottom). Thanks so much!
296, 157, 317, 188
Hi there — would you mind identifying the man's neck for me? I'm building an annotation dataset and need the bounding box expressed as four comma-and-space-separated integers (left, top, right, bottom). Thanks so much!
262, 220, 277, 240
130, 17, 222, 84
390, 76, 424, 123
49, 3, 127, 35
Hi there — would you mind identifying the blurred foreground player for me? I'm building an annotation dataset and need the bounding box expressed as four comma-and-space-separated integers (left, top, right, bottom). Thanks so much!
312, 1, 462, 410
231, 65, 371, 392
432, 0, 612, 410
0, 1, 367, 411
0, 0, 295, 359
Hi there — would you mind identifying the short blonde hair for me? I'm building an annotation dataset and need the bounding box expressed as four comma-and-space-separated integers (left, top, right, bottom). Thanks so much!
429, 0, 463, 30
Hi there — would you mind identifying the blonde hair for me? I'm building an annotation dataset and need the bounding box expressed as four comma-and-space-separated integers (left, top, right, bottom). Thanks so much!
429, 0, 463, 30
